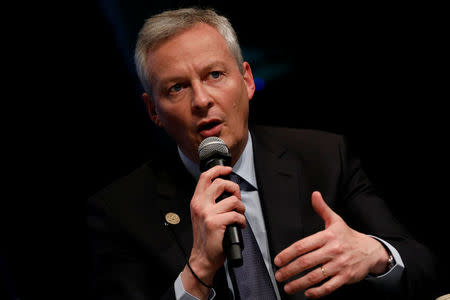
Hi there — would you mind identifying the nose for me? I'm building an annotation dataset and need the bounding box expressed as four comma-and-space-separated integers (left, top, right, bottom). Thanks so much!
191, 81, 213, 112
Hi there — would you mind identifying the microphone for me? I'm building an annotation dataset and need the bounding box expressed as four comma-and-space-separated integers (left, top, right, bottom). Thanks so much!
198, 137, 244, 267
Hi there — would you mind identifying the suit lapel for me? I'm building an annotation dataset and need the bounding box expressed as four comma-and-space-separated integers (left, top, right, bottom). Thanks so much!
153, 151, 196, 265
252, 129, 312, 300
252, 130, 306, 258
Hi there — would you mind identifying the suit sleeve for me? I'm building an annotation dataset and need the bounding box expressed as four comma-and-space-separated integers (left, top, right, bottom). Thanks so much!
336, 136, 439, 299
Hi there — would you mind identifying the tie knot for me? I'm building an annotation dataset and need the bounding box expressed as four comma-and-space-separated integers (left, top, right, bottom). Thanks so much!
229, 172, 256, 192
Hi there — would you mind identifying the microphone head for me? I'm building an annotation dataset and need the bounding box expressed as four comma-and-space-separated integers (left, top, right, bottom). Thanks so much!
198, 136, 229, 161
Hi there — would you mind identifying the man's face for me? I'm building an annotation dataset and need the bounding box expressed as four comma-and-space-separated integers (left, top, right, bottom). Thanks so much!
143, 23, 255, 164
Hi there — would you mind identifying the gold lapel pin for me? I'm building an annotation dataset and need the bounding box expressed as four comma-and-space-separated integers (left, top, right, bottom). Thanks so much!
165, 212, 180, 225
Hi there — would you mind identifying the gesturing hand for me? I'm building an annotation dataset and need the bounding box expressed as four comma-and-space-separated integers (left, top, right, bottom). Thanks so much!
274, 191, 390, 299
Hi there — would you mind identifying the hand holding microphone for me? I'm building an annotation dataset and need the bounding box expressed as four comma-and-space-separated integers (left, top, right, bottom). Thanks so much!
185, 137, 245, 287
198, 137, 245, 267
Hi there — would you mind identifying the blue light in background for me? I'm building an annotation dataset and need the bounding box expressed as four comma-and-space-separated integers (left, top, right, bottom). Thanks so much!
254, 77, 265, 91
242, 47, 292, 93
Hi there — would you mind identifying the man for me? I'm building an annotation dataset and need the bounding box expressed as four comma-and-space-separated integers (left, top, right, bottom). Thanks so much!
88, 7, 437, 300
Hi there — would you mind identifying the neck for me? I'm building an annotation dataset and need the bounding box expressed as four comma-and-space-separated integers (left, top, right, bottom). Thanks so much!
230, 132, 248, 167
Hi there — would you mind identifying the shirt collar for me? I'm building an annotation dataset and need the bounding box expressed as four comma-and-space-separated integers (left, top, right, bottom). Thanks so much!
178, 132, 258, 190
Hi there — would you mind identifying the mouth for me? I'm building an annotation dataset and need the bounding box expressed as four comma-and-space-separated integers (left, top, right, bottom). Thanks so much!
197, 119, 223, 137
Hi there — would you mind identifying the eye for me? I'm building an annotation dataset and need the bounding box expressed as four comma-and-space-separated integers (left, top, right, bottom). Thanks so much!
169, 83, 183, 93
210, 71, 222, 79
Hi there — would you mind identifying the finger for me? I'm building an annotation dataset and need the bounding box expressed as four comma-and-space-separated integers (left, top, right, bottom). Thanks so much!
304, 274, 345, 299
212, 211, 246, 229
274, 231, 327, 267
275, 245, 330, 282
283, 263, 337, 295
311, 191, 341, 227
209, 178, 241, 202
214, 196, 246, 215
197, 166, 233, 190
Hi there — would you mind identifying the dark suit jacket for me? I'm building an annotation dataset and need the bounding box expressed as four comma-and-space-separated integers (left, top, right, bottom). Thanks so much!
88, 126, 437, 299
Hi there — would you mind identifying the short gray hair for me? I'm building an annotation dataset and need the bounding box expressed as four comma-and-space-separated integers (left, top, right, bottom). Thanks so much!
134, 7, 244, 95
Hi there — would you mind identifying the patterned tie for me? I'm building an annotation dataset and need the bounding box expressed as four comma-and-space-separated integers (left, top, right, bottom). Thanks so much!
228, 173, 277, 300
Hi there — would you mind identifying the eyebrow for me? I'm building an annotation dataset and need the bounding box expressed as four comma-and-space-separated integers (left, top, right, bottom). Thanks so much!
157, 76, 186, 88
202, 61, 227, 72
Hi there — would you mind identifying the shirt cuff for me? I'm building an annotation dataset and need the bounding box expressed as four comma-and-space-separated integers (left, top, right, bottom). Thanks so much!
365, 235, 405, 290
174, 272, 216, 300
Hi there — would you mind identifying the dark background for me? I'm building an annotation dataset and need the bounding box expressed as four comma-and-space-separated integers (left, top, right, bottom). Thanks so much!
3, 1, 448, 299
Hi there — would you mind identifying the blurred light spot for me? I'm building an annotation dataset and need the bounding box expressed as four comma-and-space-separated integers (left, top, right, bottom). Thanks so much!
254, 77, 265, 91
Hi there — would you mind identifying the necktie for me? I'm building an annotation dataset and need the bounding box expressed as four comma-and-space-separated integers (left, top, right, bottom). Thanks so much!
228, 173, 277, 300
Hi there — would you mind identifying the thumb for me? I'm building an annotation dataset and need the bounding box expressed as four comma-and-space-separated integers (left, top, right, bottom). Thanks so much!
311, 191, 341, 228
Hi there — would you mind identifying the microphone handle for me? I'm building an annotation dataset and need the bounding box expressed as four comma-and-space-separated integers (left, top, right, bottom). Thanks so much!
216, 183, 244, 267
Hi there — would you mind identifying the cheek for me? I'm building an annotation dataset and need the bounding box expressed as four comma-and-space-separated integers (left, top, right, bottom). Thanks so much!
229, 82, 248, 112
232, 89, 250, 117
227, 99, 249, 137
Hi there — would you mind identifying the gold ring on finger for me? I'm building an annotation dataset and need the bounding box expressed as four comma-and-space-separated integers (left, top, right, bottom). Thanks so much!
320, 266, 327, 278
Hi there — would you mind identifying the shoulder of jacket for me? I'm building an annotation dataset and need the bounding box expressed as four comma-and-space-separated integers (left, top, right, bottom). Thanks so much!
253, 125, 344, 148
88, 161, 157, 208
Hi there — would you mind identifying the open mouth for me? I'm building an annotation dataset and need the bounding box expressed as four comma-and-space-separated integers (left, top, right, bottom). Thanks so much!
198, 120, 221, 131
198, 120, 223, 137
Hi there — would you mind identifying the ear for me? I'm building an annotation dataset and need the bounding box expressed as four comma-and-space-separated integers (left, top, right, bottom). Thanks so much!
242, 62, 255, 101
142, 93, 163, 127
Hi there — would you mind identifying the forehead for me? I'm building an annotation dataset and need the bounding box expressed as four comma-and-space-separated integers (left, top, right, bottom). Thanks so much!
147, 23, 236, 81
